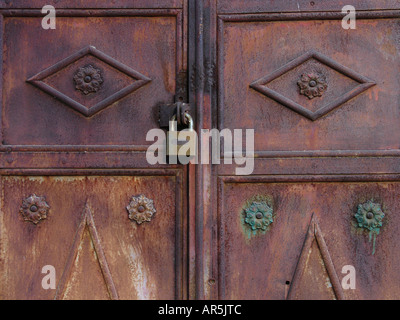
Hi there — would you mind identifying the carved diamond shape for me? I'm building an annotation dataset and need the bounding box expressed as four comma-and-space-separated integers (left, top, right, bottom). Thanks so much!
27, 46, 151, 117
250, 50, 376, 121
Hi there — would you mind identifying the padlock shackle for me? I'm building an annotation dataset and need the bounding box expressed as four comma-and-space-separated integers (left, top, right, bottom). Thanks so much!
170, 114, 178, 132
184, 112, 194, 130
170, 112, 194, 131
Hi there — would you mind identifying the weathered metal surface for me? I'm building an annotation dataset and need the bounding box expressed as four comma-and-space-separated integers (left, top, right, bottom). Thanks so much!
219, 17, 399, 150
207, 3, 400, 300
0, 1, 183, 9
217, 0, 400, 14
287, 215, 344, 300
3, 0, 400, 301
55, 203, 119, 300
27, 45, 152, 117
0, 1, 189, 301
3, 13, 180, 145
249, 50, 375, 121
0, 175, 184, 300
218, 181, 400, 300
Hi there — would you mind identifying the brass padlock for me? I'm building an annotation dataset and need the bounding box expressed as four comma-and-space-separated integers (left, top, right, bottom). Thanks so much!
167, 113, 197, 164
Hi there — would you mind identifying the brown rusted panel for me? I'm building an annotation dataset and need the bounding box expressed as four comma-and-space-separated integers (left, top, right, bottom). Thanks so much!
0, 152, 177, 170
194, 0, 400, 301
0, 0, 183, 9
218, 156, 400, 176
217, 0, 400, 14
0, 176, 87, 300
218, 179, 400, 299
0, 175, 184, 300
218, 16, 400, 152
5, 150, 400, 174
84, 175, 181, 300
3, 14, 180, 146
55, 203, 119, 300
0, 0, 190, 301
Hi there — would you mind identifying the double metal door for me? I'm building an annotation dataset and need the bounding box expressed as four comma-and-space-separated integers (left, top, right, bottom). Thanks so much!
1, 0, 399, 300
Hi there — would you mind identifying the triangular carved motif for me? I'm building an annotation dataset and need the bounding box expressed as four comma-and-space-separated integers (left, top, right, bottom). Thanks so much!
287, 214, 344, 300
54, 202, 119, 300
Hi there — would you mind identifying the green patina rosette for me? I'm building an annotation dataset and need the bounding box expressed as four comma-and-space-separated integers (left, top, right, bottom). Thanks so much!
355, 200, 384, 233
244, 201, 274, 231
354, 199, 385, 255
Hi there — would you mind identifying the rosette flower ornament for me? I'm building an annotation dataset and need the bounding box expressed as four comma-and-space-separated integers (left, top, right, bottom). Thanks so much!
355, 200, 385, 232
244, 201, 274, 231
354, 199, 385, 255
73, 65, 103, 95
126, 195, 156, 225
19, 194, 50, 224
297, 72, 328, 99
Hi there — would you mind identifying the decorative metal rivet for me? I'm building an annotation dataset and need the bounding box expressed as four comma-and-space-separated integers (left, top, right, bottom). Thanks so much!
126, 195, 156, 225
354, 199, 385, 255
309, 80, 317, 87
19, 194, 50, 224
208, 279, 216, 286
255, 212, 263, 219
73, 64, 103, 95
244, 201, 274, 231
366, 212, 374, 220
297, 72, 328, 99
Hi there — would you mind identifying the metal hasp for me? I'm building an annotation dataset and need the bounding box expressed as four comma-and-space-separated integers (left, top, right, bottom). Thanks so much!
159, 70, 194, 128
159, 101, 193, 128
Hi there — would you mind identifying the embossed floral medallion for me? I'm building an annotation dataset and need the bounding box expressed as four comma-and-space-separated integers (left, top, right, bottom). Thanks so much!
126, 195, 156, 225
243, 200, 274, 231
73, 64, 103, 95
297, 72, 328, 99
354, 199, 385, 255
19, 194, 50, 224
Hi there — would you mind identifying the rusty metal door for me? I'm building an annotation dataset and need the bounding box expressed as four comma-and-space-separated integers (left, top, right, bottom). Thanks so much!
3, 0, 400, 301
194, 0, 400, 300
0, 0, 192, 300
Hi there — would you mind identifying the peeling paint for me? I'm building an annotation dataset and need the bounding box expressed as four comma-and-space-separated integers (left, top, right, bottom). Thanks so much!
128, 245, 156, 300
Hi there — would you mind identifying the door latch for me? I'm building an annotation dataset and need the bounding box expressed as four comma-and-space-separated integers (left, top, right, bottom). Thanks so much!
158, 70, 194, 128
